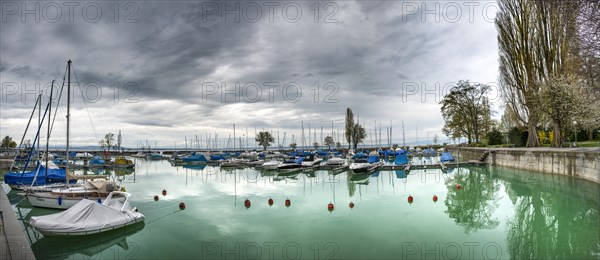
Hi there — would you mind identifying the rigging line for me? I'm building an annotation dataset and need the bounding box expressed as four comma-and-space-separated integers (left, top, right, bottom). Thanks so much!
70, 63, 99, 141
8, 94, 42, 173
49, 67, 68, 139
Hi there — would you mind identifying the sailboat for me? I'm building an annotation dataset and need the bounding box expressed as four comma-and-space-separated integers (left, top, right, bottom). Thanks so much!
26, 60, 122, 209
3, 92, 74, 188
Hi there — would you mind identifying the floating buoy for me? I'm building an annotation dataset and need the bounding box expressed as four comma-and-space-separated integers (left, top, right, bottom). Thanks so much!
244, 199, 251, 209
179, 202, 186, 210
349, 202, 355, 209
162, 189, 167, 196
58, 196, 63, 206
432, 195, 438, 202
268, 198, 274, 206
154, 195, 159, 201
327, 203, 334, 212
97, 198, 102, 204
285, 199, 291, 207
408, 195, 414, 204
456, 184, 462, 190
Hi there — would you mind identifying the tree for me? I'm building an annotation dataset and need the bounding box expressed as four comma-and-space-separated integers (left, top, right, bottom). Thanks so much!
497, 0, 579, 147
313, 142, 319, 150
99, 133, 115, 153
540, 75, 581, 147
290, 143, 297, 150
351, 123, 367, 149
335, 141, 342, 150
345, 108, 354, 149
392, 143, 398, 150
255, 131, 274, 151
324, 136, 334, 150
486, 127, 504, 146
440, 81, 492, 144
433, 134, 439, 145
1, 136, 17, 149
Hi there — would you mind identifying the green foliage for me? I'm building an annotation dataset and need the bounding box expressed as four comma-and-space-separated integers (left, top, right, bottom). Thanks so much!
255, 131, 274, 151
486, 127, 504, 146
351, 124, 367, 149
440, 80, 492, 144
313, 142, 319, 150
1, 136, 17, 149
392, 144, 398, 150
507, 127, 528, 147
324, 136, 334, 150
290, 143, 297, 149
345, 108, 354, 148
335, 141, 342, 149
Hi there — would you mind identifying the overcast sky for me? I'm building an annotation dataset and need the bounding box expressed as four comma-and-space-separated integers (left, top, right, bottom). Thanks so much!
0, 0, 500, 149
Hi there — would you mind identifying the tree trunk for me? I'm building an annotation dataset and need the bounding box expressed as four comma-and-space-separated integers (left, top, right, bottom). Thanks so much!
526, 120, 540, 147
551, 121, 562, 147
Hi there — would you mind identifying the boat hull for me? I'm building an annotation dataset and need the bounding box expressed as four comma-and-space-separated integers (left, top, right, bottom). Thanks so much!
27, 192, 125, 210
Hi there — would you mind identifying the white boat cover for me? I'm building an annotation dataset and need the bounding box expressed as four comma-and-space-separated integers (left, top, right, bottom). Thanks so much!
30, 196, 144, 236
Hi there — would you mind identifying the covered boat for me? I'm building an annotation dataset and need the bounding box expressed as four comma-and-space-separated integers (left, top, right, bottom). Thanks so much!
4, 162, 74, 188
440, 152, 455, 163
30, 191, 144, 236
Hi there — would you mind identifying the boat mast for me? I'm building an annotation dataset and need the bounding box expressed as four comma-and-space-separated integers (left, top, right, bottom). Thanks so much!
45, 80, 54, 178
38, 91, 41, 159
66, 60, 71, 185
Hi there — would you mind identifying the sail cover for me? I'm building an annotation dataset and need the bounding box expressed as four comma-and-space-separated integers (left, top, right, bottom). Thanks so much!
30, 198, 144, 236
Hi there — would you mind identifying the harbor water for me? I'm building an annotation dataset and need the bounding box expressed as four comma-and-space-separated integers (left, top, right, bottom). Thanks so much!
3, 157, 600, 259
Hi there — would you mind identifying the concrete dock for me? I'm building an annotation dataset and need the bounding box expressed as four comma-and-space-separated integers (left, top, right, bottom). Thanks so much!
0, 189, 35, 259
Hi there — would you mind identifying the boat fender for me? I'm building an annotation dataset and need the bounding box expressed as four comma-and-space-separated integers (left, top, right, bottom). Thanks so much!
179, 202, 186, 210
58, 196, 63, 205
433, 195, 438, 202
285, 199, 291, 207
97, 198, 102, 204
154, 195, 159, 201
244, 199, 251, 209
268, 198, 274, 206
408, 195, 414, 204
349, 202, 355, 209
162, 189, 167, 196
327, 203, 334, 212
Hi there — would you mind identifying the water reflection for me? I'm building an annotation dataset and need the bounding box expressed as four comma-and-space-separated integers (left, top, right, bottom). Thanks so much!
6, 158, 599, 259
32, 222, 145, 260
500, 168, 600, 259
444, 167, 500, 234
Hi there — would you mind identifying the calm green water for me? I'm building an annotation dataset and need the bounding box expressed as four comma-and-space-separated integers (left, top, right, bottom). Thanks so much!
6, 158, 600, 260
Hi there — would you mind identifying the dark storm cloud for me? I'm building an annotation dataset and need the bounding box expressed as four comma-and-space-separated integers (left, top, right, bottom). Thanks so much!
0, 0, 499, 146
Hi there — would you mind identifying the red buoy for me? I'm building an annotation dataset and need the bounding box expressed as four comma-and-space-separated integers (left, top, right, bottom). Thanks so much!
162, 189, 167, 196
285, 199, 291, 207
153, 195, 159, 201
408, 195, 414, 204
349, 202, 355, 209
327, 203, 334, 212
456, 184, 462, 190
268, 198, 274, 206
179, 202, 186, 210
432, 195, 438, 202
244, 199, 251, 209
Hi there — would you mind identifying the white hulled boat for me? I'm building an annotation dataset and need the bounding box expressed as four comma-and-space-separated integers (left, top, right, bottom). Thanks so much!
30, 191, 144, 236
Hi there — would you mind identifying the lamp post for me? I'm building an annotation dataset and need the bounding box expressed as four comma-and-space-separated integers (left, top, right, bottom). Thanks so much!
573, 120, 577, 147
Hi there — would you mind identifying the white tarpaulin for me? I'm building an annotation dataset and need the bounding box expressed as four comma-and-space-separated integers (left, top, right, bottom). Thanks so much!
30, 197, 144, 236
